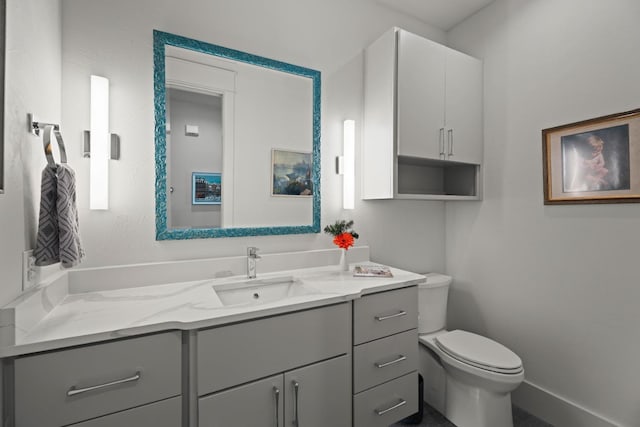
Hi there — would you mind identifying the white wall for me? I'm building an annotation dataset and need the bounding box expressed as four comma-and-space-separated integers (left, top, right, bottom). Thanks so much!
446, 1, 640, 426
0, 0, 61, 304
167, 89, 222, 228
56, 0, 447, 273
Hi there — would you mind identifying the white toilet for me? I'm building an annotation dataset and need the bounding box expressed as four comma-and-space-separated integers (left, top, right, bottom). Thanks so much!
418, 273, 524, 427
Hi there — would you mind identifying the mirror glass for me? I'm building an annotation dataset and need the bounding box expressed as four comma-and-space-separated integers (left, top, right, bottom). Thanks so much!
154, 31, 321, 240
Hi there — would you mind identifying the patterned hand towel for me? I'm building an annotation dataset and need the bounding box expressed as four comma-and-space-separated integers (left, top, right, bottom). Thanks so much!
55, 163, 84, 268
34, 127, 84, 268
34, 164, 60, 266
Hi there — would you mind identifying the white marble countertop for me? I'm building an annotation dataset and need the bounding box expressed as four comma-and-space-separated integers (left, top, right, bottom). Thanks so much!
0, 263, 425, 358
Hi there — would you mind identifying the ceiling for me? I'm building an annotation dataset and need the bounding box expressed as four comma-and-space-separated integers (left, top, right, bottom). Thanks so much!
376, 0, 495, 31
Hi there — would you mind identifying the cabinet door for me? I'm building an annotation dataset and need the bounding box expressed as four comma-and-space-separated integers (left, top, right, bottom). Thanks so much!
397, 29, 446, 160
199, 374, 284, 427
445, 48, 483, 164
284, 355, 351, 427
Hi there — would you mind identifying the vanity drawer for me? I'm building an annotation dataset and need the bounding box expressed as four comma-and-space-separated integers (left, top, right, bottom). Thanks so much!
353, 328, 418, 393
14, 331, 182, 427
197, 303, 350, 395
353, 286, 418, 345
353, 371, 418, 427
68, 396, 182, 427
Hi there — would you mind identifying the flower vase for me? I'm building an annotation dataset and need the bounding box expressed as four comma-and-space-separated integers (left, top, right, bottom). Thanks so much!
339, 248, 349, 271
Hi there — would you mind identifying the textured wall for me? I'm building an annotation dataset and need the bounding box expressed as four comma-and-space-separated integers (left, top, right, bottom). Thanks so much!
446, 1, 640, 426
0, 0, 61, 304
58, 0, 447, 272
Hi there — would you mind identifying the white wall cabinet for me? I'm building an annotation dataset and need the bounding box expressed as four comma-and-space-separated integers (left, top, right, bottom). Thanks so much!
363, 28, 483, 200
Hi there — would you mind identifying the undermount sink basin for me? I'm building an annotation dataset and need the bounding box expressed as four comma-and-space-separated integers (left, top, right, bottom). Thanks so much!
212, 276, 318, 307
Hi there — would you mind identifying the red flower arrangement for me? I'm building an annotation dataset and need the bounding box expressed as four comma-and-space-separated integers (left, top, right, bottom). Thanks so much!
324, 220, 359, 250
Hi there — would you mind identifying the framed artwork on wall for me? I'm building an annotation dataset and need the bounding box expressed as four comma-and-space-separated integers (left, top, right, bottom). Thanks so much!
542, 108, 640, 204
271, 149, 313, 197
192, 172, 222, 205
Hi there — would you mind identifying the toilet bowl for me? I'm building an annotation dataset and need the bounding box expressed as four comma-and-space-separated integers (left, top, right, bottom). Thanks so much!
418, 274, 524, 427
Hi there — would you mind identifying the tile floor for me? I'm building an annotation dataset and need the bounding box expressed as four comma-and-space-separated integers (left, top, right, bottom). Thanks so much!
391, 402, 554, 427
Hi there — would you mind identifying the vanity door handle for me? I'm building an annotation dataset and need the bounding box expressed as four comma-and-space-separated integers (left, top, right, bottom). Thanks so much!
375, 355, 407, 368
67, 371, 141, 397
292, 380, 300, 426
375, 311, 407, 321
375, 399, 407, 416
448, 129, 454, 157
273, 386, 280, 427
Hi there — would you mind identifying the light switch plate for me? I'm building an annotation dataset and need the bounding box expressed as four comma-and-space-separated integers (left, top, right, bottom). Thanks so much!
22, 250, 37, 291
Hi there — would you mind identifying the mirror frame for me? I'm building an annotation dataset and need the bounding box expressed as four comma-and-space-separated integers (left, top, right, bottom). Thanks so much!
153, 30, 321, 240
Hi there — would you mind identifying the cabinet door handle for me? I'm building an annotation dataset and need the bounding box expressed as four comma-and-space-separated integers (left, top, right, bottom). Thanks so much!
448, 129, 454, 157
292, 380, 300, 426
67, 371, 141, 397
375, 310, 407, 321
375, 399, 407, 416
273, 386, 280, 427
439, 128, 445, 157
375, 355, 407, 368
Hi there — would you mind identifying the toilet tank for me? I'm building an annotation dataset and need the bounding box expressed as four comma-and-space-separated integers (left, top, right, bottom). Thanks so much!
418, 273, 452, 334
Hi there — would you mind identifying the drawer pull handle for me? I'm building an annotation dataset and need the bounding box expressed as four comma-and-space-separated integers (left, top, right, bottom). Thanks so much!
375, 311, 407, 321
375, 398, 407, 416
375, 355, 407, 368
273, 386, 280, 427
292, 380, 300, 426
67, 371, 141, 397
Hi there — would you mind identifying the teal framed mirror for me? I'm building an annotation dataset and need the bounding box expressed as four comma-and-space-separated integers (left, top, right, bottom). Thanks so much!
154, 31, 321, 239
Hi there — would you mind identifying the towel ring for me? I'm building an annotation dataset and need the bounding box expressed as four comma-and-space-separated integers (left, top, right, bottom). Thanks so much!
42, 125, 68, 166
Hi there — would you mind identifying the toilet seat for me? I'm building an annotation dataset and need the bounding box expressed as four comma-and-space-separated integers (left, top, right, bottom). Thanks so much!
435, 330, 523, 375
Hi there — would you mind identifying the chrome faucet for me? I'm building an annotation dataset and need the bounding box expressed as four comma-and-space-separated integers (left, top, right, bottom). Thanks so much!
247, 247, 261, 279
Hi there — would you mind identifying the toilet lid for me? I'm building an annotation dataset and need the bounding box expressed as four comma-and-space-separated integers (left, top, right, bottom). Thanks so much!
435, 330, 523, 374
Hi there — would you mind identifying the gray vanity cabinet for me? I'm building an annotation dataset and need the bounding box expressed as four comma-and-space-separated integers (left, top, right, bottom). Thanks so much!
68, 397, 182, 427
352, 286, 419, 427
199, 374, 284, 427
196, 303, 352, 427
199, 355, 350, 427
11, 331, 182, 427
283, 355, 351, 427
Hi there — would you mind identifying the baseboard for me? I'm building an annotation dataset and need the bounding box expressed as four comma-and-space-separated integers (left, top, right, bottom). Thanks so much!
512, 380, 620, 427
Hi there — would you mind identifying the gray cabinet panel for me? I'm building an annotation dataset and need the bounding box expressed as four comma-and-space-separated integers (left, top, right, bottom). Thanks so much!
199, 374, 283, 427
284, 355, 351, 427
353, 328, 418, 393
197, 303, 350, 395
353, 371, 418, 427
353, 286, 417, 345
14, 332, 182, 427
69, 396, 182, 427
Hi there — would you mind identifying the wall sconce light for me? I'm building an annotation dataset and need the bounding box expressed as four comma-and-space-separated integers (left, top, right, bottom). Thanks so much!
86, 75, 120, 210
342, 119, 355, 210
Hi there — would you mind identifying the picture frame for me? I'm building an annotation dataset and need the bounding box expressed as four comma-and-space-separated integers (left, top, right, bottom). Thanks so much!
271, 149, 313, 197
192, 172, 222, 205
542, 108, 640, 204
